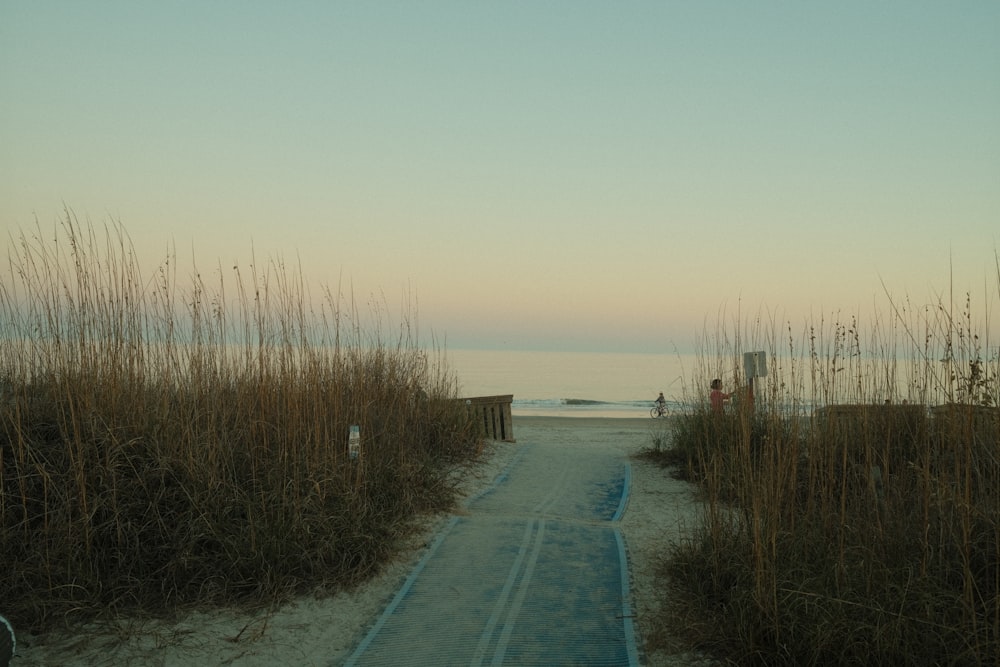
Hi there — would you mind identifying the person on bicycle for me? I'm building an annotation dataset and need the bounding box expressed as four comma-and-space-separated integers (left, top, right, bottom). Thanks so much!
655, 392, 666, 414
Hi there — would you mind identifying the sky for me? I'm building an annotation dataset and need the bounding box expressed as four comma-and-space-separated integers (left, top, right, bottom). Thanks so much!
2, 2, 998, 354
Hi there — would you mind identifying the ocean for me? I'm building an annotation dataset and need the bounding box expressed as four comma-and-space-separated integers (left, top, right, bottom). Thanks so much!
444, 349, 700, 418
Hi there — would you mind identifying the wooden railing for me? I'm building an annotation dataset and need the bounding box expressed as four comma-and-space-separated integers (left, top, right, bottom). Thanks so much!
463, 394, 515, 442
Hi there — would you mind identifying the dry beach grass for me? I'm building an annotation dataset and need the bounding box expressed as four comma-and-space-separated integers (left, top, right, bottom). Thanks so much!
1, 217, 485, 655
645, 264, 1000, 665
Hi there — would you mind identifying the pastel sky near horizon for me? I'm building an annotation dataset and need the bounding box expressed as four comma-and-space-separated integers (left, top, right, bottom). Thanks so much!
2, 2, 998, 354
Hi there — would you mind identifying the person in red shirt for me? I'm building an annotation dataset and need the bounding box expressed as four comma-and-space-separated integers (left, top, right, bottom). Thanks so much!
710, 378, 731, 413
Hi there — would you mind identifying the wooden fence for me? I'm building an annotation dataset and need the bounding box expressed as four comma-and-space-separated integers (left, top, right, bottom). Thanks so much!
463, 394, 515, 442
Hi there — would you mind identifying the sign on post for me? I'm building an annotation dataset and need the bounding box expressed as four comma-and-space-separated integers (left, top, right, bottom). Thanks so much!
348, 425, 360, 459
744, 351, 767, 380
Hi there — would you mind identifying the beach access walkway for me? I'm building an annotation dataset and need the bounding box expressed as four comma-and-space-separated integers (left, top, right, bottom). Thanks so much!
342, 421, 641, 666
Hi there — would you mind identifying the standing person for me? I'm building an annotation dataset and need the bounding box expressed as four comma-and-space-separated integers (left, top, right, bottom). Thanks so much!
710, 379, 731, 414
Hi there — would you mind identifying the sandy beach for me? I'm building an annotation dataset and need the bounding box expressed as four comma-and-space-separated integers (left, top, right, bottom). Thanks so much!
14, 417, 710, 666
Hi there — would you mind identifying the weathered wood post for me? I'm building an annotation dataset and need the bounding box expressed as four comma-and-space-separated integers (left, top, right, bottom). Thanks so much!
463, 394, 515, 442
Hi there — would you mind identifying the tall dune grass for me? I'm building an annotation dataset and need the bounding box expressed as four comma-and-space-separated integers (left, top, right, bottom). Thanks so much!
1, 216, 482, 631
650, 267, 999, 664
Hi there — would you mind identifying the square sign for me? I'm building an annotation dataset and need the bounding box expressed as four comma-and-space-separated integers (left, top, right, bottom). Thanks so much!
744, 351, 767, 379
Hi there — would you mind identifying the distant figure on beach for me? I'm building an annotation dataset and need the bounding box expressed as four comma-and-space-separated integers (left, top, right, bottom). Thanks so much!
653, 392, 667, 416
710, 379, 731, 413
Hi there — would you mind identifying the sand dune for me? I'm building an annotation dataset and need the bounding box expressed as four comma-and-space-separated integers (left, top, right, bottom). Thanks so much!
15, 417, 711, 666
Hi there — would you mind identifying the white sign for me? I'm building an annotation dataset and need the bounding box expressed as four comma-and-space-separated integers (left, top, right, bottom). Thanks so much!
348, 425, 361, 459
744, 351, 767, 379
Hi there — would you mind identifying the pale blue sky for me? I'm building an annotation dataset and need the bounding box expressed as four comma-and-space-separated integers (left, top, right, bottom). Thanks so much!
2, 2, 998, 353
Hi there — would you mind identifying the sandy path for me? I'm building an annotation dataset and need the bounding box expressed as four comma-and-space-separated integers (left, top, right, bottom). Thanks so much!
14, 417, 712, 666
345, 426, 636, 665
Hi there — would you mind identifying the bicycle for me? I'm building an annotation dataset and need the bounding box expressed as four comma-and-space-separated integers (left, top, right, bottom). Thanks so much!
650, 403, 668, 418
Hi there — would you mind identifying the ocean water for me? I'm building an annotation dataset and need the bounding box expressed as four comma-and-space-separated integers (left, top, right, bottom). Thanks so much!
442, 348, 975, 418
444, 349, 700, 418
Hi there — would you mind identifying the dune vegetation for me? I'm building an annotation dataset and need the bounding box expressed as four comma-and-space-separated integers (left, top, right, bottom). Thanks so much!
0, 216, 484, 632
646, 265, 999, 665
